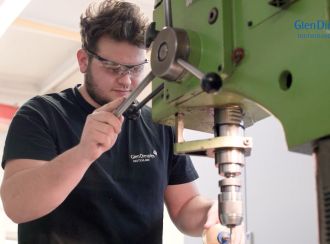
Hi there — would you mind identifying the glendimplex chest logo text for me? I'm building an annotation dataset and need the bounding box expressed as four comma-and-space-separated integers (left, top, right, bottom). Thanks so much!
130, 150, 158, 163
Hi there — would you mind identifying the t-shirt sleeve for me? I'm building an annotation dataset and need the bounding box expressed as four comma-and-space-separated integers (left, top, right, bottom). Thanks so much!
168, 153, 199, 185
2, 98, 58, 168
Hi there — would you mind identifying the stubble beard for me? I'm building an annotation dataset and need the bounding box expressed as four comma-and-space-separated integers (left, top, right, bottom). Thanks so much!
84, 64, 110, 106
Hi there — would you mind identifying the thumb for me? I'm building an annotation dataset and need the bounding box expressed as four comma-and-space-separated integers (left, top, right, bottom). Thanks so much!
95, 97, 125, 113
204, 215, 219, 229
204, 201, 220, 229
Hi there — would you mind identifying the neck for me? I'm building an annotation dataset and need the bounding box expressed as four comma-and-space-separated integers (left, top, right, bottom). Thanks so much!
78, 84, 101, 108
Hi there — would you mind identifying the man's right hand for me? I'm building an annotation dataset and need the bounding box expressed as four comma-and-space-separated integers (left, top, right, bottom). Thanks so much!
78, 97, 125, 162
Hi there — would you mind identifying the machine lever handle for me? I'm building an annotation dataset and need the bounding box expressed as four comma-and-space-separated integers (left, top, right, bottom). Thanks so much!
177, 58, 222, 93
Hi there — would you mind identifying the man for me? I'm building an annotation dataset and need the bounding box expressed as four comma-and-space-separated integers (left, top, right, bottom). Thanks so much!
1, 1, 241, 243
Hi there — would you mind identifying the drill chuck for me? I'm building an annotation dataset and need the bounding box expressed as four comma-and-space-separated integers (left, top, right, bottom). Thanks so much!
218, 178, 243, 226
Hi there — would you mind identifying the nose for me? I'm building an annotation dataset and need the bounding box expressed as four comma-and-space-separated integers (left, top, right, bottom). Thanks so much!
117, 72, 132, 88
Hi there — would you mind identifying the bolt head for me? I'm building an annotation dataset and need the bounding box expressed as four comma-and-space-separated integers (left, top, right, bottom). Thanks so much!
158, 42, 169, 61
243, 138, 250, 146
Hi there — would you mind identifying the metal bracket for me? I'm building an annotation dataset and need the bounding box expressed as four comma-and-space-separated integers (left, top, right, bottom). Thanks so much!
174, 136, 253, 156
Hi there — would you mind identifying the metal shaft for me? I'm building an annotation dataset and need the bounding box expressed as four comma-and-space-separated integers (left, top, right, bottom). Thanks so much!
113, 72, 155, 117
177, 58, 204, 80
164, 0, 173, 27
133, 83, 164, 111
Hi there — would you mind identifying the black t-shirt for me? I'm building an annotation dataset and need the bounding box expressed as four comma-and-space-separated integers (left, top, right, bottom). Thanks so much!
2, 86, 198, 244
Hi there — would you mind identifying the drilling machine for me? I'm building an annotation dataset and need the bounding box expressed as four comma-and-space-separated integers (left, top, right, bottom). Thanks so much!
115, 0, 330, 243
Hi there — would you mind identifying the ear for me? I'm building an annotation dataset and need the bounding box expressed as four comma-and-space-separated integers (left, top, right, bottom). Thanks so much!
77, 49, 89, 73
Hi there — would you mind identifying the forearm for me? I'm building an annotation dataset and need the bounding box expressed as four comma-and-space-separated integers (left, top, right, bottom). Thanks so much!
0, 145, 92, 223
174, 195, 214, 236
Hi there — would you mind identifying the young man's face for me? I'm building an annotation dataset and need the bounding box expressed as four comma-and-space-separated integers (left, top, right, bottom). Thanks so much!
79, 36, 147, 106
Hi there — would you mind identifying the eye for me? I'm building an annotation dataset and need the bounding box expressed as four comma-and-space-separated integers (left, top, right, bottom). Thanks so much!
108, 67, 122, 74
131, 65, 144, 74
103, 62, 121, 70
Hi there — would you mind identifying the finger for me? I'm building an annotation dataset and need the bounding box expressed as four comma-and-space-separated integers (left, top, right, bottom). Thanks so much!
204, 201, 220, 229
95, 97, 125, 113
92, 120, 116, 135
92, 130, 116, 149
89, 111, 122, 134
204, 216, 220, 229
119, 115, 124, 123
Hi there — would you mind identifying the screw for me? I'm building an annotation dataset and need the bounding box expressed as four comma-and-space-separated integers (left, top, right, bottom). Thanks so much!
158, 42, 169, 61
243, 138, 250, 146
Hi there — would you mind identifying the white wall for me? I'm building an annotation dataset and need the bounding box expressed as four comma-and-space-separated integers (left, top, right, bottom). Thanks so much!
184, 116, 318, 244
163, 207, 184, 244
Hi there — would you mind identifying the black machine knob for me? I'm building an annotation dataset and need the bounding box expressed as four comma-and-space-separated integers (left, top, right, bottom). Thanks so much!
201, 72, 222, 93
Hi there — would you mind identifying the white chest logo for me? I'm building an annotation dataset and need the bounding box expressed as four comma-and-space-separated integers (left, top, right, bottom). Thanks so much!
130, 150, 158, 163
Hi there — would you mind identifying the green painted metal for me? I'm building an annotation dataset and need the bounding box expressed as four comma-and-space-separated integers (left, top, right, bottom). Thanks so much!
151, 0, 330, 153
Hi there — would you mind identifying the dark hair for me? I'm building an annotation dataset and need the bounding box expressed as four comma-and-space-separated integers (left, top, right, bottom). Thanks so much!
80, 0, 148, 52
